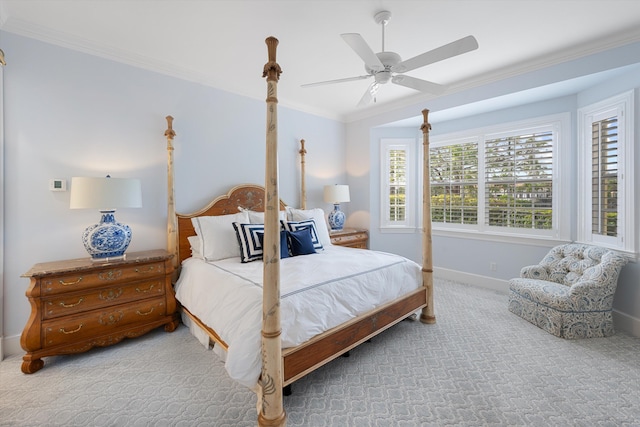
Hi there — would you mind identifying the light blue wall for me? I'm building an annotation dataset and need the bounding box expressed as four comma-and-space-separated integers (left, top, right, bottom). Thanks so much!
1, 32, 346, 354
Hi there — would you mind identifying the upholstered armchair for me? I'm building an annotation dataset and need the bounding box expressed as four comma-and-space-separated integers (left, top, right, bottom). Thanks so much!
508, 244, 628, 339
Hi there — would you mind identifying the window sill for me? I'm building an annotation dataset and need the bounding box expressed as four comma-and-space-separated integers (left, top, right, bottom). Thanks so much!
432, 227, 570, 248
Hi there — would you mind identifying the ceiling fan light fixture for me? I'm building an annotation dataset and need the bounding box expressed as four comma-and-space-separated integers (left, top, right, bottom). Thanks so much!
375, 71, 392, 84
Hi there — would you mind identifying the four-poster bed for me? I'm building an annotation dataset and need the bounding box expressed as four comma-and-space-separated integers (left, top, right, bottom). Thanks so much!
166, 38, 434, 426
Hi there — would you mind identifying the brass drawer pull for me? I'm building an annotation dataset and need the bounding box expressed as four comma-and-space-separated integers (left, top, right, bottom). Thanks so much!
135, 284, 156, 293
135, 266, 157, 274
59, 277, 83, 286
59, 324, 83, 334
136, 307, 155, 316
60, 298, 84, 308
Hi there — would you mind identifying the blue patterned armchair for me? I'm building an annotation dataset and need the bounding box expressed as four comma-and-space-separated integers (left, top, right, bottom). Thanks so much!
508, 244, 628, 339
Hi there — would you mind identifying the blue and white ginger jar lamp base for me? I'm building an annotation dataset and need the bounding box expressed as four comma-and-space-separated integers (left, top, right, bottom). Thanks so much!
82, 210, 132, 260
328, 204, 346, 231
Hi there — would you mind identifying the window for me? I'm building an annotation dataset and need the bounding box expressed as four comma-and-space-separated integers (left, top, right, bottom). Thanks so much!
430, 114, 570, 241
430, 138, 478, 225
484, 130, 553, 230
591, 116, 618, 237
381, 138, 416, 230
578, 91, 634, 253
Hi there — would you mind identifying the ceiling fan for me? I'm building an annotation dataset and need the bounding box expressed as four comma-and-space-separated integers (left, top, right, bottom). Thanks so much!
302, 10, 479, 106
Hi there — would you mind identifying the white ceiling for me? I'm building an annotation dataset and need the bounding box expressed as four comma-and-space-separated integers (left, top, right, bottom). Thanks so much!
2, 0, 640, 123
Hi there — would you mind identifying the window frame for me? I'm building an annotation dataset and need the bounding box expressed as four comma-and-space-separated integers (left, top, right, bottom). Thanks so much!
577, 90, 635, 254
380, 138, 417, 232
428, 113, 571, 243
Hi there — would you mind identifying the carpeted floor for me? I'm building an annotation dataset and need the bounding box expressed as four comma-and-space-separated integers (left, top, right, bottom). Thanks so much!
1, 280, 639, 426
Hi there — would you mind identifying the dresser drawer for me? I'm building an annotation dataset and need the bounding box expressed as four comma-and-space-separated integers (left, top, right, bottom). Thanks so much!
330, 230, 368, 248
43, 278, 166, 320
42, 297, 167, 348
41, 262, 165, 295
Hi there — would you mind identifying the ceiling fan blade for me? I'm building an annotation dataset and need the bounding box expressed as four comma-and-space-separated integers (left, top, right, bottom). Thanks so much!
392, 35, 479, 73
301, 75, 371, 88
357, 82, 379, 107
392, 75, 447, 95
341, 33, 384, 72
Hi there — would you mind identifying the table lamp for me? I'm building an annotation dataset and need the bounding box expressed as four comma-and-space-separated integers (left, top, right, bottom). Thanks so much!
70, 176, 142, 260
323, 184, 350, 231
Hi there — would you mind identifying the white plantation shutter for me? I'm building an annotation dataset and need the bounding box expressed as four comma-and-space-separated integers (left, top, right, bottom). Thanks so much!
484, 131, 553, 229
430, 142, 478, 225
591, 116, 618, 237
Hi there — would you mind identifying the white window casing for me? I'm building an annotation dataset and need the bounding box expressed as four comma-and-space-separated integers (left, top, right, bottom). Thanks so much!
380, 138, 416, 231
577, 90, 635, 255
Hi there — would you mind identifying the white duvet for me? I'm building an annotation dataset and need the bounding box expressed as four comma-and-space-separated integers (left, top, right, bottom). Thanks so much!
174, 245, 422, 387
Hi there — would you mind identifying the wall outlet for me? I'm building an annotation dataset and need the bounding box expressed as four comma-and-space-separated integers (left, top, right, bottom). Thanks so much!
490, 262, 497, 271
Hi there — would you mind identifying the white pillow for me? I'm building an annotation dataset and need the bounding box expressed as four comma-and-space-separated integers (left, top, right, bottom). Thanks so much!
191, 211, 250, 261
187, 236, 203, 259
287, 207, 332, 247
248, 210, 286, 224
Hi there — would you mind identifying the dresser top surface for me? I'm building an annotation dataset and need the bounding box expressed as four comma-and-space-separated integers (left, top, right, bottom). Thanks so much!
22, 249, 172, 278
329, 228, 368, 236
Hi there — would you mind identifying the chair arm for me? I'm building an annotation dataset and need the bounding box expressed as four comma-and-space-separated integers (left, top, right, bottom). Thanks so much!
520, 265, 549, 280
568, 280, 613, 311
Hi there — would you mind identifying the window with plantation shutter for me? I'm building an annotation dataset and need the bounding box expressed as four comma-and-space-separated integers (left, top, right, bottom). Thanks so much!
578, 91, 634, 254
389, 148, 407, 222
484, 131, 553, 230
430, 141, 478, 225
381, 138, 416, 230
591, 117, 618, 237
429, 113, 570, 241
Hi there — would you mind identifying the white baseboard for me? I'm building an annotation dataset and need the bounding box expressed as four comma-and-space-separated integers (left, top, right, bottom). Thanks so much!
434, 267, 640, 338
1, 333, 21, 359
434, 267, 510, 294
613, 310, 640, 338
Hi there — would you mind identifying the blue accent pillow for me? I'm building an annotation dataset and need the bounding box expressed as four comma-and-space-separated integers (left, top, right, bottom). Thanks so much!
257, 230, 290, 260
232, 222, 265, 263
281, 219, 323, 251
287, 228, 317, 256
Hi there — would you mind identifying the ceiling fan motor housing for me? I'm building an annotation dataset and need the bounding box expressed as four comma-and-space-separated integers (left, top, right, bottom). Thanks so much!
366, 51, 401, 83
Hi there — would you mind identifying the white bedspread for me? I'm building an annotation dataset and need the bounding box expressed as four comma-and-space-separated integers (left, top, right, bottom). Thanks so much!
174, 245, 422, 387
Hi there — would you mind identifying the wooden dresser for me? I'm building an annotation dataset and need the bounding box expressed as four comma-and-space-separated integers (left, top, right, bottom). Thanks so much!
20, 249, 179, 374
330, 228, 368, 249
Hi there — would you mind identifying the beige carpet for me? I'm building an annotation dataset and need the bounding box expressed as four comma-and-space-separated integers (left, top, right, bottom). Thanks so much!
1, 280, 640, 426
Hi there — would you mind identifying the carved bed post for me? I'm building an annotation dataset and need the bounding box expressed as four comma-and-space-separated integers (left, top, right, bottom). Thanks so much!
420, 109, 436, 324
299, 139, 307, 209
259, 36, 287, 427
165, 116, 179, 282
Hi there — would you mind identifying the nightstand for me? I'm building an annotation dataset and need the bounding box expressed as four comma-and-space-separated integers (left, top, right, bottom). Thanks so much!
330, 228, 368, 249
20, 249, 179, 374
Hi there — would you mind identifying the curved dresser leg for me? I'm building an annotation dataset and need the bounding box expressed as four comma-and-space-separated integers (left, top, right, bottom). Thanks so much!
21, 357, 44, 374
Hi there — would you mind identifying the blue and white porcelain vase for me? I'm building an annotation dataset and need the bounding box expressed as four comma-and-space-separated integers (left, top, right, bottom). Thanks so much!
328, 203, 346, 231
82, 210, 132, 259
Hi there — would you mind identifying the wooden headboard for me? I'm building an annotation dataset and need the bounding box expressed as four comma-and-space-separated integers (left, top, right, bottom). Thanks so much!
175, 184, 288, 265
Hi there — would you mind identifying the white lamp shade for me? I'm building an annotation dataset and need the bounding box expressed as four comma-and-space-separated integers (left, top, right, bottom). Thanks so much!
323, 184, 350, 204
70, 177, 142, 210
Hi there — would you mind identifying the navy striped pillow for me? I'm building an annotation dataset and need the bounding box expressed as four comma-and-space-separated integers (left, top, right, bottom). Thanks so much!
232, 222, 265, 263
281, 219, 323, 251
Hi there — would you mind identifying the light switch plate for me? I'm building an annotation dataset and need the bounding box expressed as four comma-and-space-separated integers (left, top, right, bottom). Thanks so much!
49, 179, 66, 191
